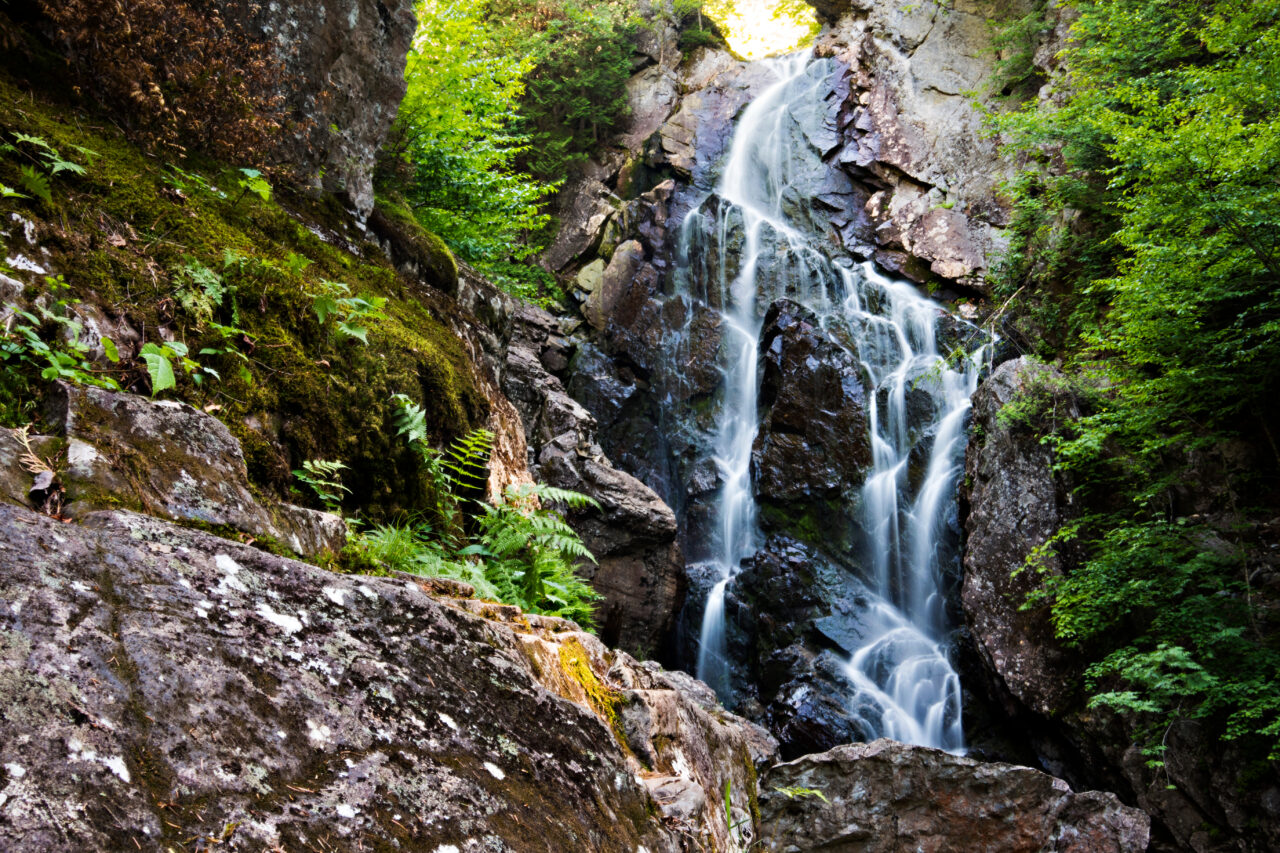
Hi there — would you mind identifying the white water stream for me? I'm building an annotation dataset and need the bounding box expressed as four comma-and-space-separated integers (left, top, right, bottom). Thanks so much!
683, 54, 986, 752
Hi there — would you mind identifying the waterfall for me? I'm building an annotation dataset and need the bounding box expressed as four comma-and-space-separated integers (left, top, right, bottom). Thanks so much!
679, 53, 986, 752
691, 52, 815, 699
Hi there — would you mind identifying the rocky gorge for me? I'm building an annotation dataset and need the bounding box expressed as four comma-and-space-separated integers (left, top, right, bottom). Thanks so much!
0, 0, 1276, 851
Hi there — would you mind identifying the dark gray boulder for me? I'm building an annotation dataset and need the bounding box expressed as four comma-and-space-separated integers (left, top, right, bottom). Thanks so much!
753, 299, 871, 555
249, 0, 417, 215
758, 739, 1150, 852
961, 357, 1078, 718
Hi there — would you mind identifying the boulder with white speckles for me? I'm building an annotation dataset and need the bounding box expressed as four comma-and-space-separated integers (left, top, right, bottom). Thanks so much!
0, 503, 774, 852
40, 380, 345, 558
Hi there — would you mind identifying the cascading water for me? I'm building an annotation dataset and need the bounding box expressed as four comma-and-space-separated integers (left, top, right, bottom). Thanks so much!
692, 52, 817, 699
679, 52, 987, 752
838, 263, 984, 752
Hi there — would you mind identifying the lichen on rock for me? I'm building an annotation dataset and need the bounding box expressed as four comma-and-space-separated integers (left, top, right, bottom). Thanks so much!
0, 501, 772, 852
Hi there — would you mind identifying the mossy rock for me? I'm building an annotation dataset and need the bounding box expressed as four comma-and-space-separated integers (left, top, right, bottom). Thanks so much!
368, 196, 459, 295
0, 67, 485, 522
557, 638, 629, 750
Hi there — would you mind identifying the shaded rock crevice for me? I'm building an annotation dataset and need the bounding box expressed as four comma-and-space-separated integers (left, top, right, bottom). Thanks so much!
456, 271, 686, 660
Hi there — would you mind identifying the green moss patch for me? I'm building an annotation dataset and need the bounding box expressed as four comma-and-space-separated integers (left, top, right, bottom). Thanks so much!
368, 195, 459, 294
0, 68, 484, 521
557, 638, 628, 749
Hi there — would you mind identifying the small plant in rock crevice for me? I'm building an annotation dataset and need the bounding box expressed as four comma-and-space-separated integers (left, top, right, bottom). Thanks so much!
1, 276, 122, 423
1, 131, 96, 203
309, 279, 386, 345
292, 459, 350, 512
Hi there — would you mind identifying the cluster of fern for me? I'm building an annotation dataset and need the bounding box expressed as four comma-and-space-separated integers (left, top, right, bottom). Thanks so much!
351, 395, 602, 628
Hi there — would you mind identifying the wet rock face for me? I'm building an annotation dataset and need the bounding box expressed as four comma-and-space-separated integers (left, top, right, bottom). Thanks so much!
657, 50, 779, 190
723, 536, 887, 759
758, 739, 1151, 853
243, 0, 416, 216
811, 0, 1019, 292
753, 299, 871, 542
961, 358, 1078, 718
0, 503, 774, 852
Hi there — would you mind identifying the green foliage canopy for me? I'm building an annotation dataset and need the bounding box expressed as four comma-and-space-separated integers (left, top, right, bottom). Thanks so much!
490, 0, 640, 182
386, 0, 555, 263
991, 0, 1280, 758
382, 0, 647, 284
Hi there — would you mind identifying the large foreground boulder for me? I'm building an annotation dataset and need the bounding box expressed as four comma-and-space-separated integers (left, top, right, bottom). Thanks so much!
758, 739, 1150, 852
0, 503, 773, 852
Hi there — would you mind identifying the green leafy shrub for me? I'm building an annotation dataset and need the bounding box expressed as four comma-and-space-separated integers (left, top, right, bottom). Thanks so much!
994, 361, 1095, 435
987, 0, 1053, 99
497, 0, 639, 183
359, 407, 603, 626
677, 24, 723, 52
378, 0, 645, 273
477, 260, 566, 310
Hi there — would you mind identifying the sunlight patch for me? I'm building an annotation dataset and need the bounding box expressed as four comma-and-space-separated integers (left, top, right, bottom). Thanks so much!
706, 0, 820, 60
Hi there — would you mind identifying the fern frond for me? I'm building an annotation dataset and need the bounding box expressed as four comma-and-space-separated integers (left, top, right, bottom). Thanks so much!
444, 427, 493, 491
18, 166, 51, 205
12, 132, 54, 152
518, 483, 601, 511
390, 393, 429, 447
